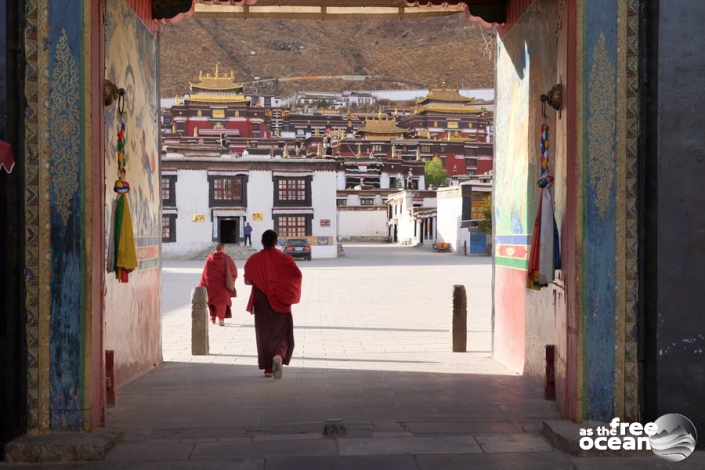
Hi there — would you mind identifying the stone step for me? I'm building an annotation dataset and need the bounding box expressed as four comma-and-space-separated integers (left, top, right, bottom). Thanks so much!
224, 245, 258, 260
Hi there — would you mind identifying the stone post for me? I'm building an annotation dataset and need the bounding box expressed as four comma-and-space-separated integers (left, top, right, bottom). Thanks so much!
452, 285, 467, 352
191, 287, 209, 355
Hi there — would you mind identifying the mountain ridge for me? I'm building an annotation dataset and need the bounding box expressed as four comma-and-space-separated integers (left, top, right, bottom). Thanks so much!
159, 15, 495, 98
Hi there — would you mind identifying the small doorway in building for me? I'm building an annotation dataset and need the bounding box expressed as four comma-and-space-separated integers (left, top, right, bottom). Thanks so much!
219, 218, 239, 244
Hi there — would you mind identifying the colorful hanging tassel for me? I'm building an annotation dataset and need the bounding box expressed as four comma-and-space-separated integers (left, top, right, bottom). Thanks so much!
113, 121, 138, 282
527, 123, 560, 290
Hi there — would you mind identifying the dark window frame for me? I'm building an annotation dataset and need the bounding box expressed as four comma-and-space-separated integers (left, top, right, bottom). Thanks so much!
208, 175, 249, 208
273, 176, 312, 207
273, 214, 313, 237
360, 198, 374, 206
162, 214, 177, 243
162, 175, 177, 207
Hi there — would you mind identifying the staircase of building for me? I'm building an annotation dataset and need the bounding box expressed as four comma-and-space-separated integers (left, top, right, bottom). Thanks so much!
224, 244, 258, 260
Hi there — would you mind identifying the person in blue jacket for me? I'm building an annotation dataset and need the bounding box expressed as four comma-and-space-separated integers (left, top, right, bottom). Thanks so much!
243, 222, 253, 246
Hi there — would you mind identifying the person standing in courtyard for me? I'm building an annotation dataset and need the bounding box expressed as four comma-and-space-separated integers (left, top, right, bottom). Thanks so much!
243, 222, 253, 246
198, 244, 237, 326
244, 230, 302, 378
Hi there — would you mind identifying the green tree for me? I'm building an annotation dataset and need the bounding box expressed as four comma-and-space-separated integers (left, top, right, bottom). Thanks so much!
424, 156, 448, 188
477, 196, 493, 234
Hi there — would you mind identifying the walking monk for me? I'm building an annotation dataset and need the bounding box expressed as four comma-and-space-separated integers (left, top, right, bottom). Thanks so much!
244, 230, 302, 379
198, 244, 237, 326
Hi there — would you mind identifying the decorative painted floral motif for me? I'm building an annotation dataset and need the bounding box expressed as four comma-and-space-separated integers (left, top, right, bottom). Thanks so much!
50, 30, 80, 226
588, 32, 616, 219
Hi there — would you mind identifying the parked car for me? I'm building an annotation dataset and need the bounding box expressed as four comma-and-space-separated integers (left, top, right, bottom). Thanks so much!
283, 238, 312, 261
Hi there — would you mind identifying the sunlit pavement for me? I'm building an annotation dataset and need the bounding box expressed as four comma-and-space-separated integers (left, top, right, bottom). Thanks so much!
58, 244, 699, 469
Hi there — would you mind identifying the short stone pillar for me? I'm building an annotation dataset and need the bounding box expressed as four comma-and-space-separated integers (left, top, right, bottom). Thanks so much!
191, 286, 209, 355
451, 285, 467, 352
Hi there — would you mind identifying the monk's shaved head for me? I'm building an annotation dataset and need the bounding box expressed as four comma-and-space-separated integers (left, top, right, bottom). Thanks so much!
262, 230, 278, 248
216, 243, 225, 252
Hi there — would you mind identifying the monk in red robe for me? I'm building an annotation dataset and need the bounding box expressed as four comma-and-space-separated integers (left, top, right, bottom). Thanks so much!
198, 244, 237, 326
244, 230, 302, 379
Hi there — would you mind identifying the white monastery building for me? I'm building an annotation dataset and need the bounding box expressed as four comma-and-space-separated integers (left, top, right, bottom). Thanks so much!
161, 156, 338, 260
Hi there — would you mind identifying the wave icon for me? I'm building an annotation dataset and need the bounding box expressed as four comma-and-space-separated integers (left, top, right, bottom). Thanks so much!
649, 414, 698, 462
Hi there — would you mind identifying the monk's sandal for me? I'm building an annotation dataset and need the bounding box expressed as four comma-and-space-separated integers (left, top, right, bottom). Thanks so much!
272, 355, 283, 379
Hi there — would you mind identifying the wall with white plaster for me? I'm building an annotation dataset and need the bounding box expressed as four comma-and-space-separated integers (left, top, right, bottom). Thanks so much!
436, 191, 462, 252
338, 208, 388, 240
162, 169, 213, 260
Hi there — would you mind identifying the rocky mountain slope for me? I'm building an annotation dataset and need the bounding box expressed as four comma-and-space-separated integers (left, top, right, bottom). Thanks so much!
159, 15, 495, 98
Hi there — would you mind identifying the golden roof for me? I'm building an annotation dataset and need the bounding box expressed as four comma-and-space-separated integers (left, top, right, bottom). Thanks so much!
415, 104, 485, 115
189, 64, 244, 91
357, 117, 409, 134
416, 81, 475, 104
183, 94, 251, 104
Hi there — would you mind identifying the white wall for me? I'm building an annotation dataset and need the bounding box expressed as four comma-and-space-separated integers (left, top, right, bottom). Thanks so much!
247, 170, 275, 244
436, 192, 462, 253
310, 171, 338, 258
337, 171, 347, 190
396, 194, 416, 243
369, 88, 495, 104
162, 169, 213, 260
163, 168, 338, 259
338, 209, 388, 240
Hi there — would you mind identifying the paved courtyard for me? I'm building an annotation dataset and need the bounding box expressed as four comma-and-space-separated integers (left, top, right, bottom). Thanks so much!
9, 244, 704, 468
97, 245, 574, 468
161, 242, 495, 365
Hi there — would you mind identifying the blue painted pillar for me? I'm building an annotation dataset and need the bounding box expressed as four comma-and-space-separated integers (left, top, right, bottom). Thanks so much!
48, 0, 87, 431
582, 0, 618, 422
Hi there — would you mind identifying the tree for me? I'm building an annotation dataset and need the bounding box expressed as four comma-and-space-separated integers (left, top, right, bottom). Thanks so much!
424, 156, 448, 189
477, 196, 493, 234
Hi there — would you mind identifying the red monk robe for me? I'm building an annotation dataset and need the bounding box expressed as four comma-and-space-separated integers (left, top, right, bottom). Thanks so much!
198, 251, 237, 324
244, 247, 302, 371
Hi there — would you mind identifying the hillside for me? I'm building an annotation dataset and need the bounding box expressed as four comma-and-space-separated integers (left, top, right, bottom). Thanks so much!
159, 15, 495, 98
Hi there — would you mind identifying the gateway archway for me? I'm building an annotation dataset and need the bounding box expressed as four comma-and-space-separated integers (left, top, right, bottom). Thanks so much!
6, 0, 700, 455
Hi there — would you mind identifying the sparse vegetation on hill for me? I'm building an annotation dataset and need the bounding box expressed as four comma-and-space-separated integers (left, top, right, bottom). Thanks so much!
159, 15, 494, 98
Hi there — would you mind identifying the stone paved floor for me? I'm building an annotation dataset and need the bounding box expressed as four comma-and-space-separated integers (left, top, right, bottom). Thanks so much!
112, 244, 534, 429
8, 245, 703, 468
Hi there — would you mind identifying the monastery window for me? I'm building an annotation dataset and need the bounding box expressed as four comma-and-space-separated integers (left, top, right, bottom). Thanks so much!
161, 175, 177, 207
337, 199, 347, 206
275, 215, 311, 237
273, 176, 312, 207
360, 198, 374, 206
213, 178, 242, 201
208, 175, 248, 208
421, 145, 431, 153
372, 145, 382, 152
162, 214, 176, 243
278, 179, 305, 201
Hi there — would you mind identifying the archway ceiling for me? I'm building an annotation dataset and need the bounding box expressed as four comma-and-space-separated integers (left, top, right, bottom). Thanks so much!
153, 1, 507, 27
